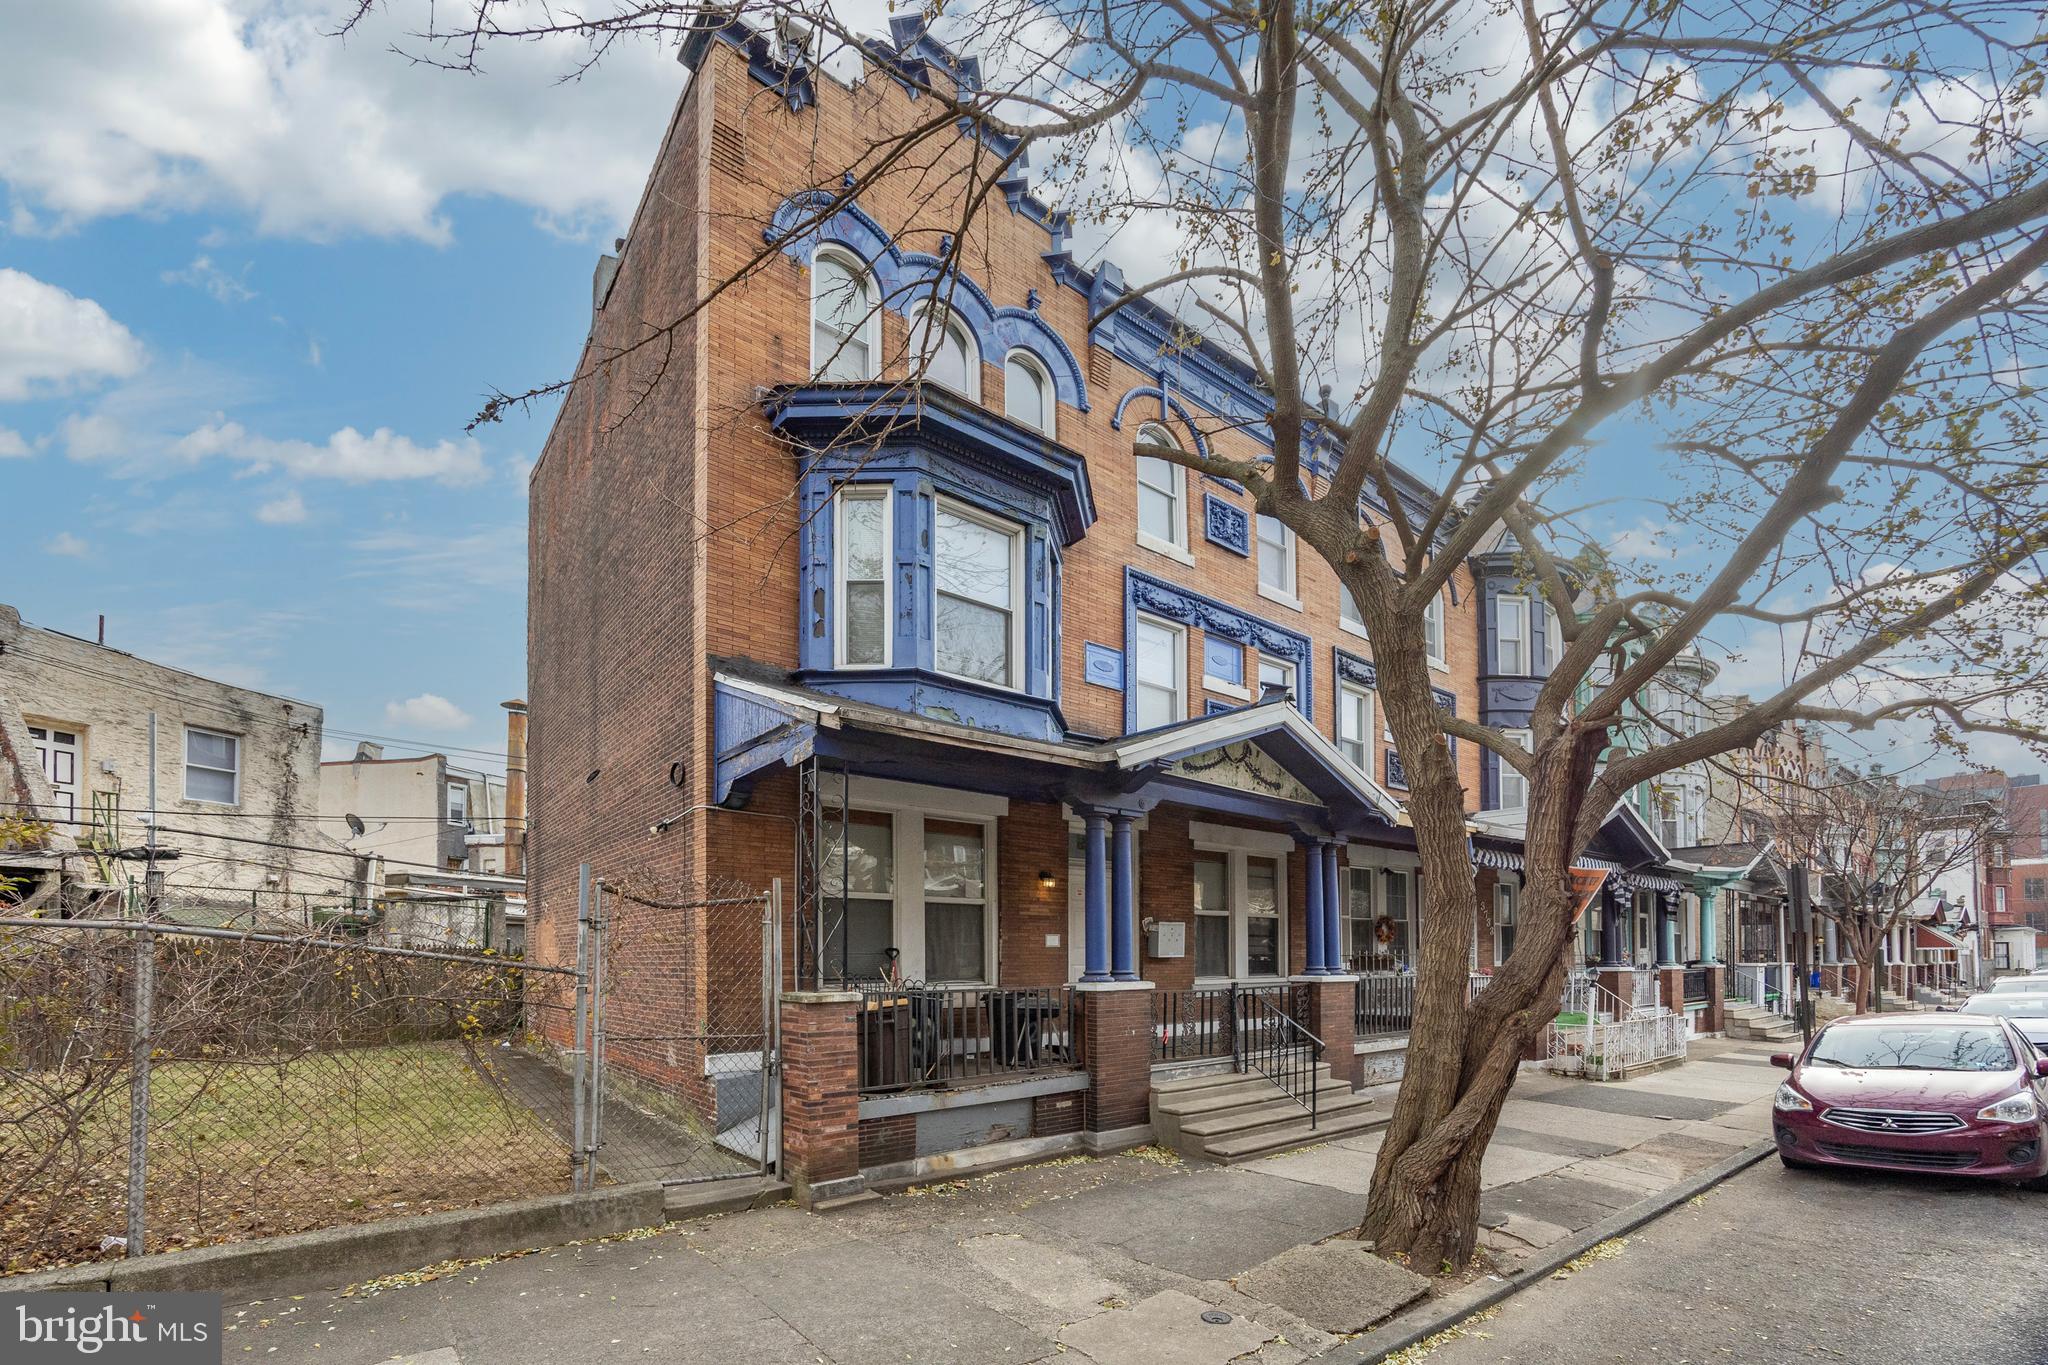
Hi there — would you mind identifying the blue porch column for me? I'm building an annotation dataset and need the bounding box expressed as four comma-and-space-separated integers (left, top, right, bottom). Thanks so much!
1110, 813, 1138, 981
1302, 837, 1327, 974
1323, 843, 1345, 973
1699, 889, 1718, 964
1658, 894, 1680, 966
1081, 810, 1110, 982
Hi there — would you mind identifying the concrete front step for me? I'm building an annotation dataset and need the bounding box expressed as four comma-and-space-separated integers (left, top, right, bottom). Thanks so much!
1153, 1061, 1332, 1108
1206, 1104, 1391, 1164
1178, 1086, 1377, 1145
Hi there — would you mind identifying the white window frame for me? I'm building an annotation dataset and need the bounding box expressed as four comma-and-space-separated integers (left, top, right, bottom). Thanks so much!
932, 495, 1024, 690
1134, 422, 1191, 563
1133, 613, 1186, 730
822, 775, 1006, 985
1497, 594, 1529, 676
447, 780, 469, 827
1542, 602, 1563, 673
1257, 653, 1296, 704
1189, 822, 1292, 982
1256, 514, 1300, 609
1336, 682, 1374, 774
1423, 589, 1448, 670
1340, 584, 1367, 639
908, 301, 981, 400
1496, 728, 1531, 811
810, 247, 879, 381
833, 486, 892, 669
1003, 350, 1054, 437
1494, 878, 1519, 964
183, 725, 241, 806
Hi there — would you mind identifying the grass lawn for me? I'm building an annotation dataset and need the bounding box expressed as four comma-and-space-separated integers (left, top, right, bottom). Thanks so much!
2, 1040, 571, 1274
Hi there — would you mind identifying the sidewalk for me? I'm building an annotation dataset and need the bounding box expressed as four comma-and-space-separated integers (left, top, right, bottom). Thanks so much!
229, 1038, 1785, 1365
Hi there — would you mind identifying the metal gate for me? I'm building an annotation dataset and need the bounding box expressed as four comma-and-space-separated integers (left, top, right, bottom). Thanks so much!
573, 870, 780, 1188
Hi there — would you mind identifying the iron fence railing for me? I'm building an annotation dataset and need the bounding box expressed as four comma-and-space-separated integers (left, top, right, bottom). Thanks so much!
1237, 993, 1322, 1129
1354, 971, 1416, 1038
854, 985, 1080, 1094
1151, 984, 1291, 1061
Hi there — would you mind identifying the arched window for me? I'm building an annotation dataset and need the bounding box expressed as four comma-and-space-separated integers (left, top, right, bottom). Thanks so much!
812, 248, 878, 381
1134, 422, 1186, 554
1004, 351, 1054, 437
908, 302, 980, 399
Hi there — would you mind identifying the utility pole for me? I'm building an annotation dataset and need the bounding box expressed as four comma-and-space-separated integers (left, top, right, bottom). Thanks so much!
1790, 862, 1814, 1047
127, 712, 159, 1257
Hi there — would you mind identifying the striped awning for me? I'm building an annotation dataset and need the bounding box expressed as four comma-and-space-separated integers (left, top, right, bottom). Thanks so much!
1630, 873, 1687, 894
1470, 847, 1626, 875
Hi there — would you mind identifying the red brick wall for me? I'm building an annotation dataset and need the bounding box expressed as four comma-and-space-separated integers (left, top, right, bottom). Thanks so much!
1077, 989, 1154, 1135
780, 993, 862, 1195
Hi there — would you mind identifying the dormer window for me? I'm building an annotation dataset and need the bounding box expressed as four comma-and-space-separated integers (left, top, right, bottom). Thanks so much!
1005, 351, 1054, 437
933, 499, 1022, 688
909, 302, 979, 399
812, 248, 878, 380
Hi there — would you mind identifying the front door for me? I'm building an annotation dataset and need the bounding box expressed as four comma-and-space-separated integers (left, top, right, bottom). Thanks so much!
28, 725, 79, 821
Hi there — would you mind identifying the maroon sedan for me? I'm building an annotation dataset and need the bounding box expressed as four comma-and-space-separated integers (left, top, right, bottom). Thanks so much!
1772, 1014, 2048, 1185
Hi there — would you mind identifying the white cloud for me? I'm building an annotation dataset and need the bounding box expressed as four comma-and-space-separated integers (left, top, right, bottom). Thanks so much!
161, 253, 254, 303
64, 407, 490, 486
44, 531, 89, 557
0, 268, 145, 399
0, 0, 684, 243
0, 427, 29, 458
255, 489, 307, 523
384, 693, 472, 731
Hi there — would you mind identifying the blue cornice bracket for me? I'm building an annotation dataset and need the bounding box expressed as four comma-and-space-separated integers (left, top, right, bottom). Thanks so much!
765, 382, 1096, 545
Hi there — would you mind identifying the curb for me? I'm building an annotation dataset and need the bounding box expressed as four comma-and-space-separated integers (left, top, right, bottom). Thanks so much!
1324, 1138, 1776, 1363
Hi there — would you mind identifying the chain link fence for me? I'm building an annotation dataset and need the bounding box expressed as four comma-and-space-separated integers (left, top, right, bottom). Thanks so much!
0, 873, 779, 1277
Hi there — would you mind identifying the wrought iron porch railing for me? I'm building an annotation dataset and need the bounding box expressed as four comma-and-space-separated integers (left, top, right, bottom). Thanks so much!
1354, 971, 1415, 1039
856, 984, 1080, 1094
1151, 984, 1290, 1062
1237, 992, 1323, 1128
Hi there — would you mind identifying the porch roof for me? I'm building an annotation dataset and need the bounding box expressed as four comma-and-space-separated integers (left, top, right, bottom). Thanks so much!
710, 666, 1402, 834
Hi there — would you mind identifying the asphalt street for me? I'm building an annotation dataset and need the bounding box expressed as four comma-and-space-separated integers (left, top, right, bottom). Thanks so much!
1420, 1157, 2047, 1365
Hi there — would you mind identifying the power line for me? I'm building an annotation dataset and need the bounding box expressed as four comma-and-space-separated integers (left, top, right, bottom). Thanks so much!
10, 810, 502, 879
0, 800, 501, 826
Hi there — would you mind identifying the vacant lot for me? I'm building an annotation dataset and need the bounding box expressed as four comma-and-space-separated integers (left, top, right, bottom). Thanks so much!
2, 1040, 571, 1274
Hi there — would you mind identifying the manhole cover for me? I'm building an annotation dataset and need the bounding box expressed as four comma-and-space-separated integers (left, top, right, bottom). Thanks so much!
1200, 1311, 1234, 1326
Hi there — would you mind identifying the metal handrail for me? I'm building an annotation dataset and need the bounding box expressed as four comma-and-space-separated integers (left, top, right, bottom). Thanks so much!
1236, 992, 1323, 1129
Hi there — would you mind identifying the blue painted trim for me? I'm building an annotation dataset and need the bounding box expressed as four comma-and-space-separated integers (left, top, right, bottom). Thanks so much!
1082, 811, 1110, 981
1083, 643, 1124, 690
764, 194, 1090, 413
1323, 844, 1344, 974
1202, 493, 1250, 556
1204, 699, 1235, 716
679, 19, 815, 110
1110, 815, 1137, 980
1123, 569, 1312, 733
768, 383, 1095, 545
1304, 836, 1327, 973
796, 668, 1066, 743
1203, 635, 1244, 687
1110, 385, 1214, 463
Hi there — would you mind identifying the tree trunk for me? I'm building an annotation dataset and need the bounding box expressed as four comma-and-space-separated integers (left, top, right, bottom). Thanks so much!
1355, 667, 1604, 1270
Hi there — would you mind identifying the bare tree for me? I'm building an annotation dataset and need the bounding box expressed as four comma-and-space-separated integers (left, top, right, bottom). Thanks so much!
345, 0, 2048, 1266
1774, 768, 2003, 1012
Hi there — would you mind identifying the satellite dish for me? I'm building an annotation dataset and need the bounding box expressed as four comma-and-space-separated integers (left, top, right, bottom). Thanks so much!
345, 813, 367, 838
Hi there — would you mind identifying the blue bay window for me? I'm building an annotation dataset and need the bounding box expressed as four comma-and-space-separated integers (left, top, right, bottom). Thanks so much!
770, 383, 1094, 742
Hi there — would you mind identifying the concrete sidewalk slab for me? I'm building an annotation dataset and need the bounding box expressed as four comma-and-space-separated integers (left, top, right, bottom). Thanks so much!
1493, 1099, 1677, 1146
1478, 1143, 1578, 1190
1058, 1290, 1280, 1365
1235, 1242, 1429, 1334
959, 1231, 1127, 1318
1517, 1085, 1733, 1121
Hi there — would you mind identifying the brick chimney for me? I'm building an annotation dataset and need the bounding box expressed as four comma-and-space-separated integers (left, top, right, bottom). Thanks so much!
502, 699, 528, 877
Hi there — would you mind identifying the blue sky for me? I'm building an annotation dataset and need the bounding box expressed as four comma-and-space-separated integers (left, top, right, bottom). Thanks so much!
1, 1, 690, 773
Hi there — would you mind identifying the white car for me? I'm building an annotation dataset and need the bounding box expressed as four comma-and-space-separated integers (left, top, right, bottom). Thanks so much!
1988, 975, 2048, 993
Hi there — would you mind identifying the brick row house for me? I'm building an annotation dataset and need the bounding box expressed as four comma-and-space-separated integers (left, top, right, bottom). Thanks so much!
526, 18, 1716, 1198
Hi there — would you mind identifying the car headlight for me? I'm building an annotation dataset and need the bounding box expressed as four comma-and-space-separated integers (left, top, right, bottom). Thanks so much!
1774, 1083, 1813, 1113
1976, 1092, 2041, 1123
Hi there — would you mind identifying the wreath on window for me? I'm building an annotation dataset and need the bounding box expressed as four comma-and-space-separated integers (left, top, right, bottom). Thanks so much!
1374, 915, 1397, 947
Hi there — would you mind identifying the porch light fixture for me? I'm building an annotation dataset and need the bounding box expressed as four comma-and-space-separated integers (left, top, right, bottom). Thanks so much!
1038, 869, 1057, 891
